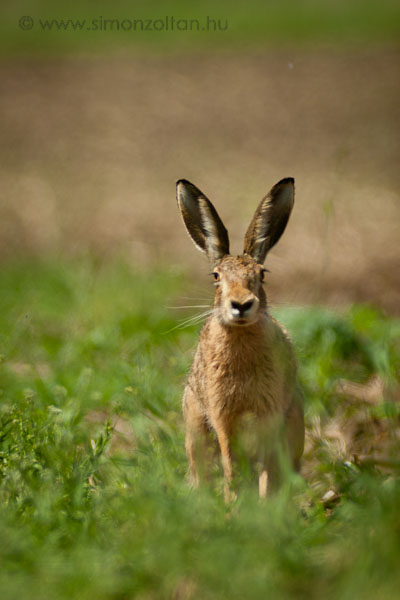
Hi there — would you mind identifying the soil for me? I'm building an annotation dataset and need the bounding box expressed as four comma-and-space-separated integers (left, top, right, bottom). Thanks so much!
1, 47, 399, 311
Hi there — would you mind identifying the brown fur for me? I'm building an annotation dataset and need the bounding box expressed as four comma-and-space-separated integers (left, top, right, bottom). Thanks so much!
177, 178, 304, 500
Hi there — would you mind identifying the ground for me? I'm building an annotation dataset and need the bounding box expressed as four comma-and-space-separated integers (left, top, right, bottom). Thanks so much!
1, 47, 399, 311
0, 260, 399, 599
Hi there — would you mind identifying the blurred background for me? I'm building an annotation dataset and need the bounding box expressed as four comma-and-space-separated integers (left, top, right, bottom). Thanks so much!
1, 0, 399, 312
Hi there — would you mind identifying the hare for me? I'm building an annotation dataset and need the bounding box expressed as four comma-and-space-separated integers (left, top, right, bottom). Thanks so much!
176, 177, 304, 501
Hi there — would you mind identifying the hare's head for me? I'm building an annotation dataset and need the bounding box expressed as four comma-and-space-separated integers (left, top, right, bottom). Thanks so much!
177, 178, 294, 327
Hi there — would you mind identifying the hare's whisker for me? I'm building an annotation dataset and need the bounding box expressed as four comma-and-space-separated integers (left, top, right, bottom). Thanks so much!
178, 296, 214, 302
177, 310, 213, 325
166, 305, 211, 309
163, 309, 213, 334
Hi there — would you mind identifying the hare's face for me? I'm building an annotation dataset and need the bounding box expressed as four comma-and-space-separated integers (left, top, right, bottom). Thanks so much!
212, 255, 267, 327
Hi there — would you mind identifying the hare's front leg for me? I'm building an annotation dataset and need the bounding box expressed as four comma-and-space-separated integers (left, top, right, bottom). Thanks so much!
185, 428, 200, 488
258, 470, 269, 498
183, 387, 211, 488
213, 422, 234, 502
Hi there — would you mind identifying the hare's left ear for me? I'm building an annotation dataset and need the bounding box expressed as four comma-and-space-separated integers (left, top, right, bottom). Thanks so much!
177, 179, 230, 262
243, 177, 294, 264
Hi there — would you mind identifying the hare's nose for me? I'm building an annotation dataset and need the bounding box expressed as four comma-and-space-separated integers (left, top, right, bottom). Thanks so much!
231, 299, 254, 316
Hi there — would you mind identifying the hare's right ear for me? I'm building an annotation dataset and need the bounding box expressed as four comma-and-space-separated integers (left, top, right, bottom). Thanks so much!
243, 177, 295, 264
176, 179, 230, 262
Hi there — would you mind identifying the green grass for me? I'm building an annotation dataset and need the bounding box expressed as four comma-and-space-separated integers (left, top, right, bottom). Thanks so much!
0, 258, 400, 599
1, 0, 400, 56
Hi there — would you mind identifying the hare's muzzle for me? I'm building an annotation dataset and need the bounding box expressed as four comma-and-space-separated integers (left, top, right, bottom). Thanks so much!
228, 296, 259, 325
231, 299, 254, 316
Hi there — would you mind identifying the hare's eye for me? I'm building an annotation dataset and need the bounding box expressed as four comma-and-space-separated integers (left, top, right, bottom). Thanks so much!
212, 272, 220, 282
260, 269, 266, 282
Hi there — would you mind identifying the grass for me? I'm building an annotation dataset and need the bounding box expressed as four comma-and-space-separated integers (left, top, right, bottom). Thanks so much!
1, 0, 400, 56
0, 258, 400, 599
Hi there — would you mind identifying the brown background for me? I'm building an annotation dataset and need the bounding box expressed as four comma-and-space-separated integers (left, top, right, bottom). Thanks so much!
1, 47, 399, 311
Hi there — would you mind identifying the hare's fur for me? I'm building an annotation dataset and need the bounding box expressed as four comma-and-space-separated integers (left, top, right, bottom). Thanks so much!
177, 178, 304, 499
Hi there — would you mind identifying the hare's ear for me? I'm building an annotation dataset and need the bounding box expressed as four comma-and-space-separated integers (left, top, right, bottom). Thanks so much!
243, 177, 294, 264
176, 179, 230, 262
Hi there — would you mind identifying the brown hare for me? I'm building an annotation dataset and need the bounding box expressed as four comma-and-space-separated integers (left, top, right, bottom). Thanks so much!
176, 177, 304, 501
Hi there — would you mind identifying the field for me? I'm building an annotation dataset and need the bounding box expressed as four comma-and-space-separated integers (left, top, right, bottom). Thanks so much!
1, 48, 399, 312
1, 1, 400, 598
1, 260, 399, 599
1, 0, 400, 54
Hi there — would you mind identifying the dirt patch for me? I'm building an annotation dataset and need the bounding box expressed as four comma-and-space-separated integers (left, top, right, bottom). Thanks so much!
0, 47, 399, 311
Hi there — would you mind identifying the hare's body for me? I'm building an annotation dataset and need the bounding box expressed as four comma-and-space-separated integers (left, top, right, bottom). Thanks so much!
176, 178, 304, 499
184, 313, 304, 492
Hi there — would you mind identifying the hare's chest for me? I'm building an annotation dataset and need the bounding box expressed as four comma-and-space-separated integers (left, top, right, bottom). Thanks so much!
206, 352, 282, 417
